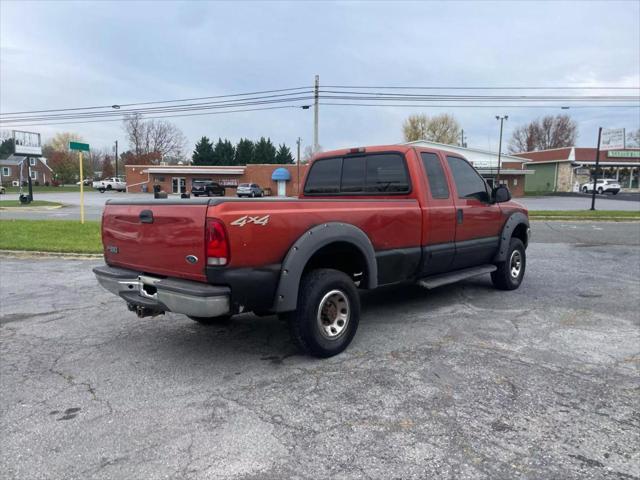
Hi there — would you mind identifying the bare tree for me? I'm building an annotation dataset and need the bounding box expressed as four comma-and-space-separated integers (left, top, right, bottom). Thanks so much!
402, 113, 461, 144
302, 144, 322, 163
123, 113, 187, 162
508, 114, 577, 153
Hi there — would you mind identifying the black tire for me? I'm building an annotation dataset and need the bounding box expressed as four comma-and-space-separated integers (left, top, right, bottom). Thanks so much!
582, 187, 588, 193
250, 192, 256, 198
598, 187, 604, 195
106, 184, 113, 190
98, 188, 105, 193
613, 191, 618, 195
188, 315, 232, 326
285, 268, 360, 358
193, 194, 199, 197
491, 238, 526, 291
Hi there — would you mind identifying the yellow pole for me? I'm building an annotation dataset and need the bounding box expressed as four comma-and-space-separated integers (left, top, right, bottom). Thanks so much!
79, 151, 85, 224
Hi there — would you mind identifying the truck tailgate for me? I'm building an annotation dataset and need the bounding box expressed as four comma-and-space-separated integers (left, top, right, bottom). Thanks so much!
102, 201, 209, 282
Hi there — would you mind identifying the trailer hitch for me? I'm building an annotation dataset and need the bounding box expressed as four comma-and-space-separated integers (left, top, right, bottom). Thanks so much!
127, 303, 164, 318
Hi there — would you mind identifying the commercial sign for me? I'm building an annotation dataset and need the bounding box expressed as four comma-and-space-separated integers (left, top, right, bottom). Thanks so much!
600, 128, 625, 150
12, 130, 42, 156
608, 150, 640, 158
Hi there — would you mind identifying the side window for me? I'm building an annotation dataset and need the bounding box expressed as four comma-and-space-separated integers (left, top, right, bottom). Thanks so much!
341, 156, 366, 192
446, 156, 489, 200
304, 157, 342, 194
364, 154, 410, 193
420, 153, 449, 199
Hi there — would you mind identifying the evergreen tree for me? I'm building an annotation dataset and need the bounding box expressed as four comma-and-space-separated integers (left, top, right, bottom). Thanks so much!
192, 136, 215, 165
234, 138, 254, 165
275, 143, 294, 164
252, 137, 277, 164
212, 138, 235, 165
0, 138, 14, 155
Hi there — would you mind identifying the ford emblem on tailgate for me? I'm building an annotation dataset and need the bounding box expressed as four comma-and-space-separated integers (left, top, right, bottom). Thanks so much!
185, 255, 198, 264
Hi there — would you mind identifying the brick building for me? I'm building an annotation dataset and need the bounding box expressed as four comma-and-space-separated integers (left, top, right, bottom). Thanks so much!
125, 163, 309, 196
0, 154, 54, 186
514, 147, 640, 193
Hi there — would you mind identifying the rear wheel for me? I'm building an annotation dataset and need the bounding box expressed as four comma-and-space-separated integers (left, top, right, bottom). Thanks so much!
106, 184, 113, 190
491, 238, 526, 291
284, 268, 360, 358
582, 186, 588, 193
188, 315, 232, 326
598, 187, 604, 194
250, 192, 256, 198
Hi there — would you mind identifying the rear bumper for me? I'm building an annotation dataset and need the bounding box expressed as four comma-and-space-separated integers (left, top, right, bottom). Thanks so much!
93, 265, 230, 318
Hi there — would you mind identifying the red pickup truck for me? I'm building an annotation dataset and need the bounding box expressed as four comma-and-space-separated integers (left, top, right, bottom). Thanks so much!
94, 145, 530, 357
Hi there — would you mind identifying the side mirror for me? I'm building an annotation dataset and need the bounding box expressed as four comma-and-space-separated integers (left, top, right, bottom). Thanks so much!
492, 185, 511, 203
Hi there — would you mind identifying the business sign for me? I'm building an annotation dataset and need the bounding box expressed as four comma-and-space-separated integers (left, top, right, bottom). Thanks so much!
600, 128, 625, 150
12, 130, 42, 156
576, 167, 591, 175
608, 150, 640, 158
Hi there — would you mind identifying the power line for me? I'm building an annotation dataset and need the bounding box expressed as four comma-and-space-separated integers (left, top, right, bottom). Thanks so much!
0, 86, 312, 116
0, 105, 307, 128
320, 102, 640, 109
0, 94, 315, 123
323, 84, 640, 90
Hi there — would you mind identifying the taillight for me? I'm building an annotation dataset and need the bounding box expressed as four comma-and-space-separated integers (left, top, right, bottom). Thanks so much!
206, 218, 229, 266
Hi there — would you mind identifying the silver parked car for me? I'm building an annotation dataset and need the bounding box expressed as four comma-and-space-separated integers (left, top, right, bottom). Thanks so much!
236, 183, 264, 197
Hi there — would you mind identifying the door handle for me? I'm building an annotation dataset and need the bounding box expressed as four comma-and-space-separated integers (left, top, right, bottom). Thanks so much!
456, 209, 463, 224
139, 210, 154, 224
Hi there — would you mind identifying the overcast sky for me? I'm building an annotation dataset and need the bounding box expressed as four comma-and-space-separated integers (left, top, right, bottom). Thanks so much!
1, 0, 639, 156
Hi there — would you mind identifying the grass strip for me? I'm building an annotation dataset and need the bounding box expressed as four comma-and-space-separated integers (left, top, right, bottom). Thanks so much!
0, 200, 62, 208
529, 210, 640, 221
0, 219, 102, 254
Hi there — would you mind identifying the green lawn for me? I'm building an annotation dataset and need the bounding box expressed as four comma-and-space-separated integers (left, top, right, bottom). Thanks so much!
0, 200, 62, 208
2, 185, 82, 193
0, 219, 102, 253
529, 210, 640, 220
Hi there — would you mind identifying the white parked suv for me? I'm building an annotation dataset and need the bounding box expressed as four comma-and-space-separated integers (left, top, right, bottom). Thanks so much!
93, 177, 126, 193
581, 179, 621, 195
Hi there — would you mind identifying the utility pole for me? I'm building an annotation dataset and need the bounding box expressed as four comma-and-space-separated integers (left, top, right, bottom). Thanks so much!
590, 127, 602, 211
495, 115, 508, 186
460, 129, 467, 148
114, 140, 118, 178
313, 74, 319, 153
296, 137, 302, 195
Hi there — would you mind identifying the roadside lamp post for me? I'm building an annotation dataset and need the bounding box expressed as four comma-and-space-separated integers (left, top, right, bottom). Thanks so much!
495, 115, 508, 186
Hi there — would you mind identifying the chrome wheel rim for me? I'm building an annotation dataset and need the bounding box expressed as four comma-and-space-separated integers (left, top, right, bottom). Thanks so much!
510, 250, 522, 279
317, 289, 350, 340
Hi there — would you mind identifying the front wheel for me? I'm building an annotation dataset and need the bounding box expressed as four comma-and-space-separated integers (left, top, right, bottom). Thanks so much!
188, 315, 232, 326
582, 187, 588, 193
491, 238, 526, 291
98, 188, 105, 193
598, 187, 604, 194
284, 268, 360, 358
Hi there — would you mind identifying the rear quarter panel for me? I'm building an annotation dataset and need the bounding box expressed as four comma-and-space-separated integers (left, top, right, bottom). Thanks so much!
209, 199, 422, 268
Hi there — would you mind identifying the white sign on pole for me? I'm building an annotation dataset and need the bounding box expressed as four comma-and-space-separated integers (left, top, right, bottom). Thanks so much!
600, 128, 625, 150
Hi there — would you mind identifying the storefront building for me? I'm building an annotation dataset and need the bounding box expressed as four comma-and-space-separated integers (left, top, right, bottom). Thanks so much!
125, 163, 308, 197
515, 147, 640, 193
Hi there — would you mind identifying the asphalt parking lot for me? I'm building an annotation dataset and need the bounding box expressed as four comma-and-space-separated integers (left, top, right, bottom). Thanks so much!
1, 222, 639, 479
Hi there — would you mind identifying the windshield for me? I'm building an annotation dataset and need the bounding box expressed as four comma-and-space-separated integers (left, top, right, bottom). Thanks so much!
239, 183, 250, 187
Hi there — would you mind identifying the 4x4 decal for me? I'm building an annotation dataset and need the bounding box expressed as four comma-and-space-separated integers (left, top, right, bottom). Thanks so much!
230, 215, 270, 227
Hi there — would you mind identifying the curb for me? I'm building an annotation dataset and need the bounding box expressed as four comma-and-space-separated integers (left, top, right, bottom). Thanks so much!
530, 217, 640, 222
0, 204, 64, 211
0, 249, 102, 259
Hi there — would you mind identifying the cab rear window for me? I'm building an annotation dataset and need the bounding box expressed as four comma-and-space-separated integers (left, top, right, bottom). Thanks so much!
304, 153, 410, 195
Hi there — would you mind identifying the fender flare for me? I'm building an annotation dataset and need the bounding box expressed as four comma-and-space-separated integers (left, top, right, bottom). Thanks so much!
493, 212, 529, 262
273, 222, 378, 312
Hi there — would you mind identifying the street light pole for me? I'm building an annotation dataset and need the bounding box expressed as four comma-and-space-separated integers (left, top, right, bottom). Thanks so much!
313, 75, 319, 153
296, 137, 302, 195
495, 115, 508, 186
114, 140, 118, 178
